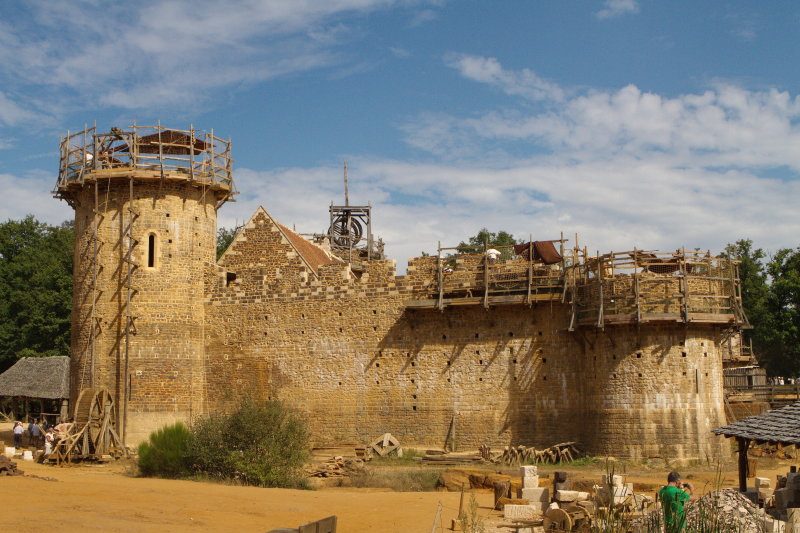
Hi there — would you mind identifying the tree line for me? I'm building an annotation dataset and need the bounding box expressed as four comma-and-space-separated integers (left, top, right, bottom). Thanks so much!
0, 218, 797, 378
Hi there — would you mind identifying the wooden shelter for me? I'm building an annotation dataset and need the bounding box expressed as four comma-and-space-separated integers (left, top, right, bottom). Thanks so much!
713, 402, 800, 492
0, 356, 70, 422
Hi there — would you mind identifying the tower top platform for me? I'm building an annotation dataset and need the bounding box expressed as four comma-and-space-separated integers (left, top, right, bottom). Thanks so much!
54, 123, 236, 207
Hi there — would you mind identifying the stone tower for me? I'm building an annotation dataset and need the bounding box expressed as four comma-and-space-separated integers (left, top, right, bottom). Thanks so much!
55, 124, 234, 444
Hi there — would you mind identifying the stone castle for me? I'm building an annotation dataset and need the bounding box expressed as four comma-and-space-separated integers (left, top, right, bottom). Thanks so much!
55, 124, 748, 461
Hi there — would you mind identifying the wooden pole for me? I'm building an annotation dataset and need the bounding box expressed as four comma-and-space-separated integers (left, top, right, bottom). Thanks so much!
738, 437, 749, 492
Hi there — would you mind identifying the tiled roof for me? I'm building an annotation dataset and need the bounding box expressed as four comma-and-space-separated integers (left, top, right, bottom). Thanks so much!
276, 222, 343, 276
713, 402, 800, 444
0, 356, 70, 399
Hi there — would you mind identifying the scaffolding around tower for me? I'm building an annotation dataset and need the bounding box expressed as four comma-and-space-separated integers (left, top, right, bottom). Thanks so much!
54, 122, 236, 208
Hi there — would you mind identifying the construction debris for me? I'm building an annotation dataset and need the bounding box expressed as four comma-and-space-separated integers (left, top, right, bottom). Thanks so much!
500, 442, 582, 465
0, 455, 23, 476
307, 443, 370, 478
306, 456, 365, 478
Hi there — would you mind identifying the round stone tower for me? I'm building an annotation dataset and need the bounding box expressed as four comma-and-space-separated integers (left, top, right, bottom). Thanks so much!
55, 124, 234, 444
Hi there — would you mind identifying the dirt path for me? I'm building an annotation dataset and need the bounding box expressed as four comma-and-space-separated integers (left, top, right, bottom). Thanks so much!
0, 459, 486, 533
1, 420, 796, 532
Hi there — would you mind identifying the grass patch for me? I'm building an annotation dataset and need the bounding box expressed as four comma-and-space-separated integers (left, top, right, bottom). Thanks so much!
345, 465, 441, 491
369, 448, 425, 465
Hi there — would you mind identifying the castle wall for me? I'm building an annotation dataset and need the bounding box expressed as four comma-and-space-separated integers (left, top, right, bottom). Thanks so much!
71, 178, 216, 444
204, 208, 729, 460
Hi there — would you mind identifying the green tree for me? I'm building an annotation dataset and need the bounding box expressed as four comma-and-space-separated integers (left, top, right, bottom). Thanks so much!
457, 228, 519, 252
0, 216, 74, 371
216, 226, 238, 259
762, 247, 800, 376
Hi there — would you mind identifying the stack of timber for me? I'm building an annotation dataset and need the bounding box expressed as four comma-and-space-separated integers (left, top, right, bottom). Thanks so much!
307, 443, 369, 478
421, 450, 486, 466
0, 455, 22, 476
500, 442, 582, 465
306, 455, 365, 478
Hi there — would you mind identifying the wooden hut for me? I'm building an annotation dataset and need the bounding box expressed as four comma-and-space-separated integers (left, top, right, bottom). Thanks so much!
713, 402, 800, 492
0, 356, 69, 422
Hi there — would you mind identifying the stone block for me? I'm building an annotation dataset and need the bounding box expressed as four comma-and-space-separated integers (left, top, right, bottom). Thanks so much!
522, 475, 539, 489
504, 504, 538, 520
519, 465, 538, 478
756, 477, 771, 489
764, 518, 786, 533
556, 490, 590, 502
788, 472, 800, 489
521, 487, 549, 503
788, 508, 800, 533
759, 488, 775, 502
603, 474, 623, 487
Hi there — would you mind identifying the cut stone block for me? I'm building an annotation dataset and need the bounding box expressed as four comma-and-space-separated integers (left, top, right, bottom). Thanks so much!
522, 475, 539, 489
504, 504, 538, 520
788, 508, 800, 533
556, 490, 590, 502
756, 477, 771, 489
764, 518, 786, 533
521, 487, 549, 503
519, 465, 538, 478
787, 472, 800, 489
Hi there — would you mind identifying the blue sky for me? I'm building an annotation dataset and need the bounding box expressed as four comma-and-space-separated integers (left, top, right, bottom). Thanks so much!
1, 0, 798, 270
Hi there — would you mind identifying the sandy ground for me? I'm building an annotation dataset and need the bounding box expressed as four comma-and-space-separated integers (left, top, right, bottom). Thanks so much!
0, 421, 796, 532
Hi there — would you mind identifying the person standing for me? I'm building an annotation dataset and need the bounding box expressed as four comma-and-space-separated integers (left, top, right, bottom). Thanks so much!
658, 471, 694, 532
12, 421, 24, 448
28, 420, 42, 446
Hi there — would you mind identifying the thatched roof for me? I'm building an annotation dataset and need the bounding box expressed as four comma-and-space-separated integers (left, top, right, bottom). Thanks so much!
0, 356, 69, 399
712, 401, 800, 445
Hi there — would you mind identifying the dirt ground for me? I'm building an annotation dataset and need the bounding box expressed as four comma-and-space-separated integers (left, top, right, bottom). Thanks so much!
0, 421, 796, 532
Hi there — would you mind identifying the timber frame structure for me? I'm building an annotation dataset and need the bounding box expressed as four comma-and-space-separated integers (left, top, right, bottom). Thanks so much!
406, 240, 748, 336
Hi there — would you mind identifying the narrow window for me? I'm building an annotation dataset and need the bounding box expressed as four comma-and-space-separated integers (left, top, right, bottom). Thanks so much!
147, 234, 156, 268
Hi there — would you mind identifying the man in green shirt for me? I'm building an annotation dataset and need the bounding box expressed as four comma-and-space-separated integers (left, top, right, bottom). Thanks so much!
658, 471, 693, 532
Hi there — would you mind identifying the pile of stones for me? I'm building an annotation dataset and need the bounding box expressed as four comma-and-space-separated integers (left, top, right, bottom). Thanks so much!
0, 455, 23, 476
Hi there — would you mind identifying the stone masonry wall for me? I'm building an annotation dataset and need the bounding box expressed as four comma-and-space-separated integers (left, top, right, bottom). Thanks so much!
204, 207, 729, 460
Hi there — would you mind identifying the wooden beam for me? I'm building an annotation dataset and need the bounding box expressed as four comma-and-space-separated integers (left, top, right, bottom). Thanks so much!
738, 437, 749, 492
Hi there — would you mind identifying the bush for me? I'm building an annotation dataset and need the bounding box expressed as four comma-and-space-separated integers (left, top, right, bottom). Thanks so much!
189, 398, 310, 488
137, 422, 192, 478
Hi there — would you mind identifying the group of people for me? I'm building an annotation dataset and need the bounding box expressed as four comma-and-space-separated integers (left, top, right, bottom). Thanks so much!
10, 419, 75, 456
768, 376, 794, 385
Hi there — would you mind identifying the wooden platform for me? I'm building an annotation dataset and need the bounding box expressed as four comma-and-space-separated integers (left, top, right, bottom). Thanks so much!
406, 292, 562, 309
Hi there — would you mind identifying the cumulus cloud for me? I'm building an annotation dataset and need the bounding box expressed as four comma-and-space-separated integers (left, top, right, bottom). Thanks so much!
596, 0, 639, 20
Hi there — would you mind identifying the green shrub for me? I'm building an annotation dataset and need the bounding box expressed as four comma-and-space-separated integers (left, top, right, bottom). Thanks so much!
189, 398, 310, 488
137, 422, 192, 478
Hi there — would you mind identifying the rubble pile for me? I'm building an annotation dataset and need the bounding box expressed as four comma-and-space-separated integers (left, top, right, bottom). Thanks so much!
0, 455, 23, 476
685, 489, 764, 531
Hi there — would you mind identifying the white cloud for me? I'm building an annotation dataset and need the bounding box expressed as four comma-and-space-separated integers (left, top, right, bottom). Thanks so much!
445, 54, 565, 102
596, 0, 639, 20
0, 0, 436, 115
0, 171, 72, 224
